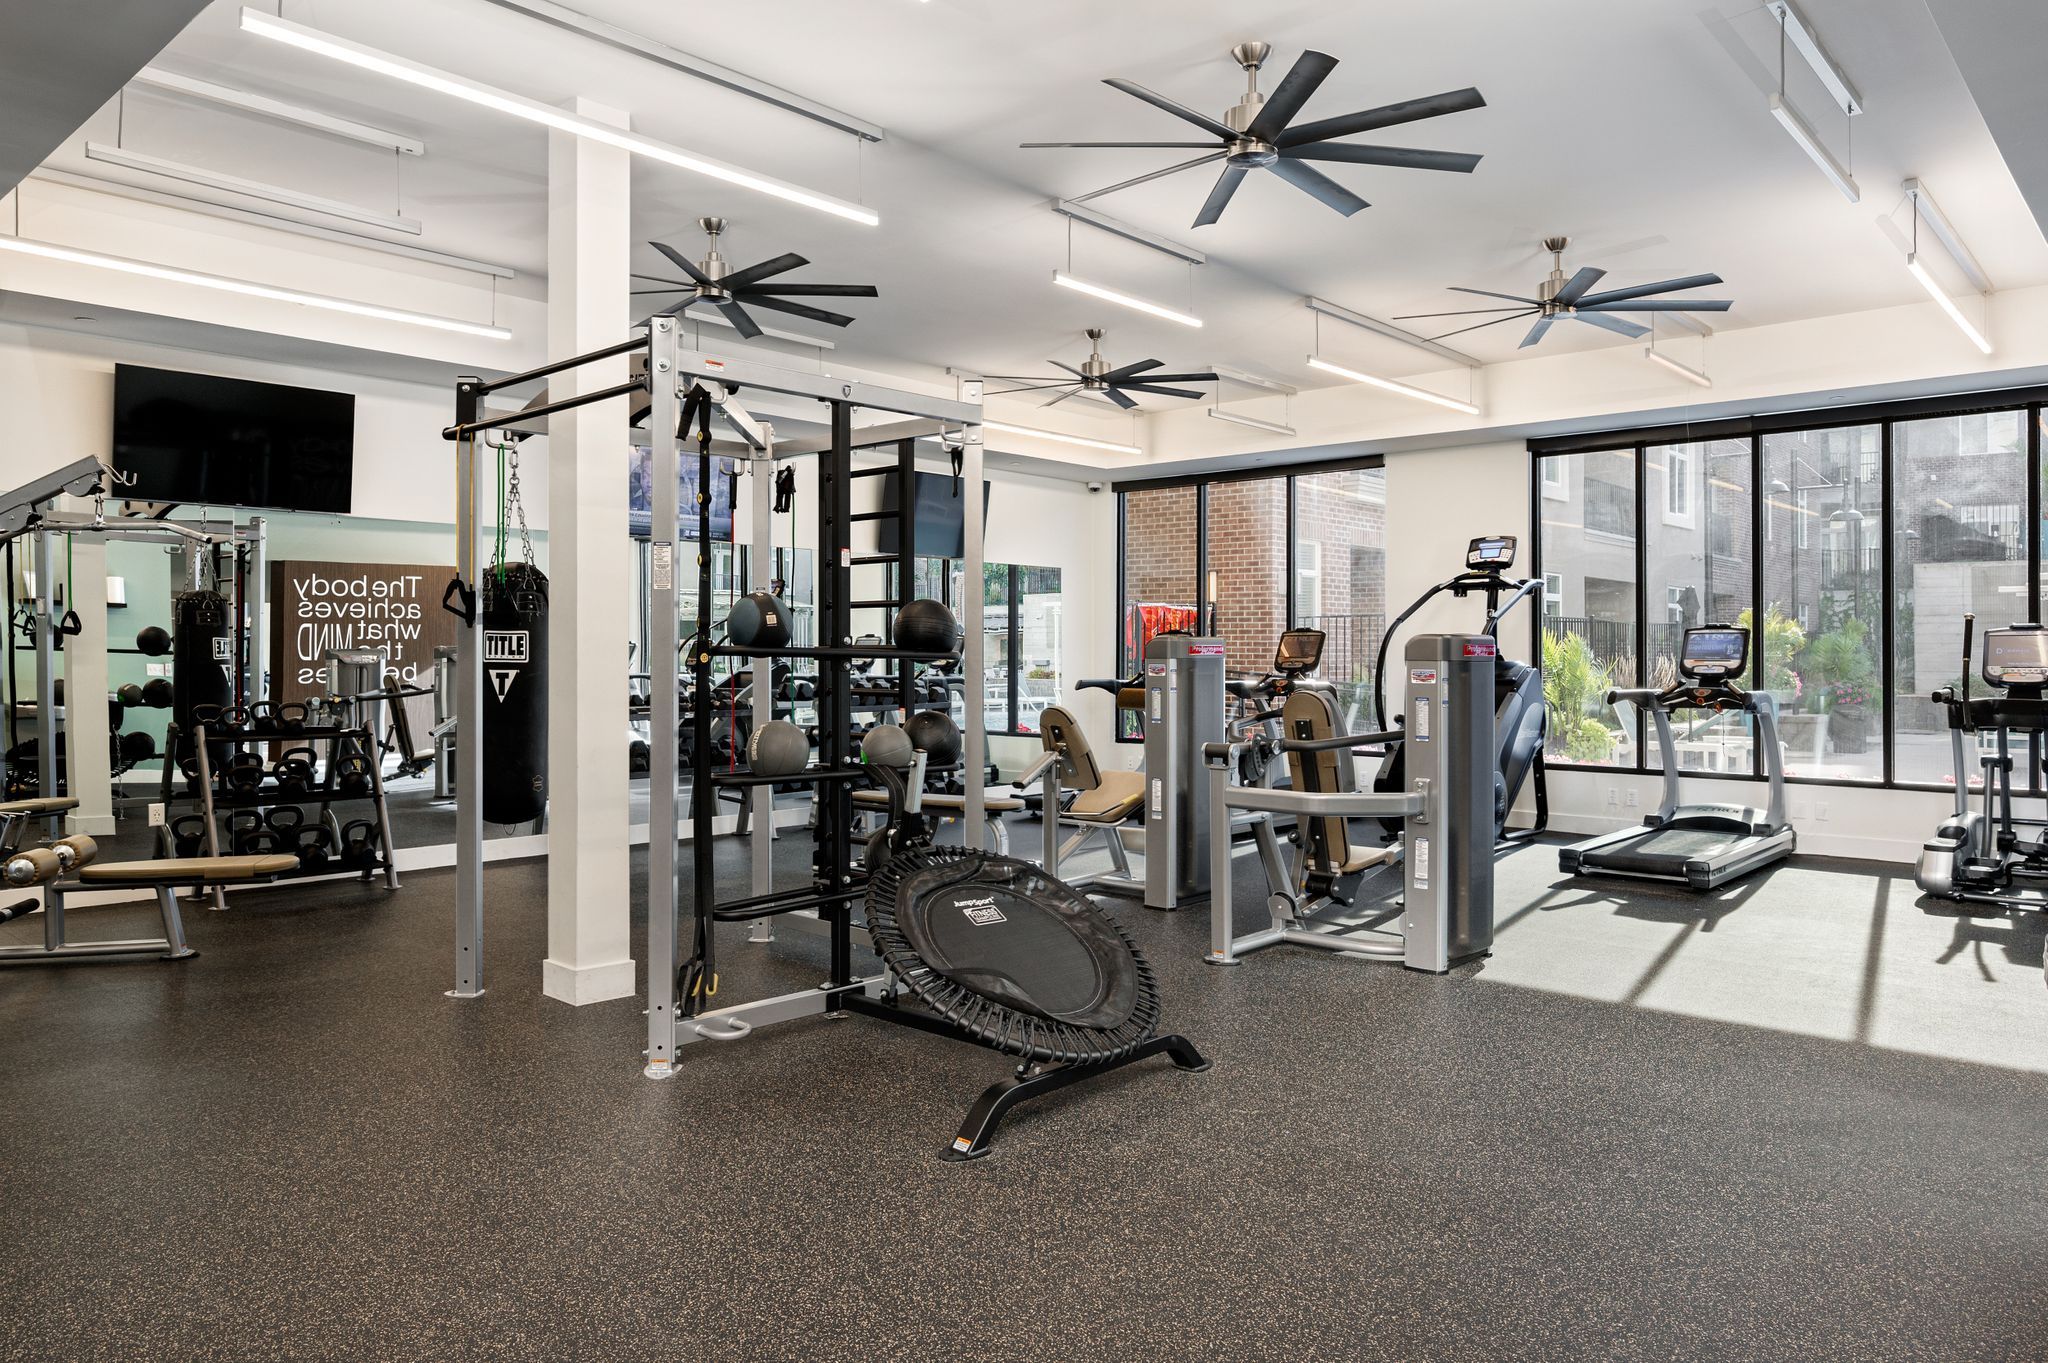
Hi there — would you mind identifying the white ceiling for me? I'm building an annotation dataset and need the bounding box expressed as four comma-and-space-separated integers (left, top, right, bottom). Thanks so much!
30, 0, 2048, 406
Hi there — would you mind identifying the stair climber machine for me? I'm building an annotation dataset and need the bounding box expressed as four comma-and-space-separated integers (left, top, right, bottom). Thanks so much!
1559, 626, 1796, 890
1374, 536, 1547, 842
1917, 616, 2048, 919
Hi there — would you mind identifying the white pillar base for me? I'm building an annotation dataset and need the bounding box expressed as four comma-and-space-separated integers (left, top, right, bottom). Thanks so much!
541, 956, 636, 1006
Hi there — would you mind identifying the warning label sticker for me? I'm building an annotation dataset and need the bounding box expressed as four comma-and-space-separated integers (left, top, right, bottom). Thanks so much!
651, 541, 673, 592
484, 630, 529, 663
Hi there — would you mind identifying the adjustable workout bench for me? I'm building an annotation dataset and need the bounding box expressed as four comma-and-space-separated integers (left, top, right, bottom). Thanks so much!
0, 799, 298, 965
1016, 705, 1146, 894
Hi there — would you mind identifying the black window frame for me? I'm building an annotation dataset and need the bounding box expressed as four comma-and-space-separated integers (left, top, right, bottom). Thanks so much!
1531, 383, 2048, 794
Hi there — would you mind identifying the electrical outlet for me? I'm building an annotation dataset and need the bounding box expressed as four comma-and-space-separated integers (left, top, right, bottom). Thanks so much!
1607, 787, 1620, 807
1624, 789, 1639, 807
1814, 801, 1829, 821
146, 662, 171, 678
146, 802, 165, 828
1789, 800, 1809, 819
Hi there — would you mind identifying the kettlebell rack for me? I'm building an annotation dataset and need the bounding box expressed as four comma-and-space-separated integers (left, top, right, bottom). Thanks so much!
155, 716, 400, 908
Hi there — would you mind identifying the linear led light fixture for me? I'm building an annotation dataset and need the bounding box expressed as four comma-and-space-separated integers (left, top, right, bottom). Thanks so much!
1207, 408, 1296, 436
1906, 254, 1992, 354
1768, 94, 1858, 203
982, 419, 1142, 456
0, 235, 512, 339
238, 8, 879, 226
1306, 356, 1479, 416
1643, 347, 1712, 388
132, 65, 425, 154
1904, 179, 1991, 293
85, 143, 421, 235
1051, 270, 1201, 327
1766, 1, 1862, 116
1052, 200, 1205, 265
1211, 364, 1296, 394
1304, 296, 1479, 368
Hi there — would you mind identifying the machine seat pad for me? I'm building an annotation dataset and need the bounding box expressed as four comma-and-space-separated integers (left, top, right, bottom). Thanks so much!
1064, 770, 1145, 823
1338, 845, 1400, 875
851, 790, 1026, 814
0, 797, 81, 815
78, 854, 300, 883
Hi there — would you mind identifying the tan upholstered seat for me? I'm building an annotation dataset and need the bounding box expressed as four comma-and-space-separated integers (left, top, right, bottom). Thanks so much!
1065, 769, 1144, 823
850, 789, 1026, 813
78, 854, 299, 883
1284, 689, 1374, 874
0, 797, 81, 816
1038, 707, 1145, 824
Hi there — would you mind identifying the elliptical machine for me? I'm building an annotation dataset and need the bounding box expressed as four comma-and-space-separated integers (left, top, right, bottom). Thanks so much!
1373, 535, 1548, 841
1917, 615, 2048, 914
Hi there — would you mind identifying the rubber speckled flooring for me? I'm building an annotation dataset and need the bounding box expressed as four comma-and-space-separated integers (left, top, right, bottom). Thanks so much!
4, 834, 2047, 1362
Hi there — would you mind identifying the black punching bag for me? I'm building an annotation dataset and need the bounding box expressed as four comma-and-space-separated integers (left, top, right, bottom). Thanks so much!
171, 590, 234, 758
480, 562, 547, 824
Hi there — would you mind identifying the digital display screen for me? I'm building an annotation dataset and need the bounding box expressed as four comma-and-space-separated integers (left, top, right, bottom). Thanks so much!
1274, 629, 1324, 671
112, 364, 354, 513
628, 445, 733, 541
1466, 535, 1515, 570
1982, 628, 2048, 683
1681, 627, 1748, 674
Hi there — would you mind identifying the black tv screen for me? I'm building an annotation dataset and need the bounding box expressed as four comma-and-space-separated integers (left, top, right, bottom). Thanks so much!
628, 446, 734, 541
111, 365, 355, 513
878, 471, 989, 560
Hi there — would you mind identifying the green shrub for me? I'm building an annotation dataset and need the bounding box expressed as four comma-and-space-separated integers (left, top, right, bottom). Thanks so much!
1543, 629, 1618, 760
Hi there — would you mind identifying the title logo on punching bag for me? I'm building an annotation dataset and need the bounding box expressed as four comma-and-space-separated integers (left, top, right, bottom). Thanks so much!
484, 631, 530, 663
489, 669, 518, 701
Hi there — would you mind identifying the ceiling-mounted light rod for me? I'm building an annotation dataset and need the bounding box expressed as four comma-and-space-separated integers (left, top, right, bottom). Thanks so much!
1768, 94, 1858, 203
1052, 200, 1205, 265
1643, 347, 1712, 388
1765, 0, 1861, 116
1306, 356, 1479, 416
0, 235, 512, 339
1052, 270, 1201, 327
1207, 407, 1296, 436
1304, 296, 1480, 368
982, 419, 1143, 456
1906, 254, 1992, 354
132, 65, 426, 154
1904, 179, 1990, 294
238, 8, 879, 226
84, 143, 421, 235
1210, 364, 1296, 394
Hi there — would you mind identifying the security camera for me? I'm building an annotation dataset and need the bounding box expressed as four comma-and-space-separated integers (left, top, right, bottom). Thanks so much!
1087, 481, 1104, 493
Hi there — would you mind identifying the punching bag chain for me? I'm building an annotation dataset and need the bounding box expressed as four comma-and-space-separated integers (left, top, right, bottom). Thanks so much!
504, 441, 537, 574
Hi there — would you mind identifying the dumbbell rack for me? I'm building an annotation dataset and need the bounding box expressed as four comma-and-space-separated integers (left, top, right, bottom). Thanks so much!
156, 719, 401, 909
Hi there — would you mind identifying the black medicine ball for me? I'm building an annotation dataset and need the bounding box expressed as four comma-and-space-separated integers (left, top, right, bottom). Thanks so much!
903, 709, 962, 766
727, 591, 791, 650
135, 625, 172, 656
893, 598, 959, 653
746, 720, 811, 777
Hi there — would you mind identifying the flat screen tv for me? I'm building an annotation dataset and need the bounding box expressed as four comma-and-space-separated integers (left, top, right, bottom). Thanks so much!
111, 365, 355, 513
878, 471, 989, 560
628, 446, 734, 540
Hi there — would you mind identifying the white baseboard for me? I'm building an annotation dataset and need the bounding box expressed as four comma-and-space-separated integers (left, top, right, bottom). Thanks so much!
541, 955, 636, 1005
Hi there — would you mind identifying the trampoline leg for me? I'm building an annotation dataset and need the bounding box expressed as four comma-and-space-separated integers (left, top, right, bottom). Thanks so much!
940, 1033, 1212, 1162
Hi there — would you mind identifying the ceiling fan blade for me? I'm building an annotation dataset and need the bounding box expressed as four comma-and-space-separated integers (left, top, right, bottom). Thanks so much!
719, 251, 808, 290
740, 282, 878, 297
1519, 317, 1556, 349
658, 296, 700, 318
714, 299, 763, 339
1428, 311, 1536, 341
1553, 267, 1606, 307
1051, 360, 1090, 379
1193, 164, 1250, 227
1575, 274, 1724, 308
1103, 79, 1238, 140
1100, 358, 1164, 382
651, 241, 713, 286
1020, 141, 1220, 149
1578, 299, 1733, 313
1449, 286, 1542, 305
1281, 143, 1481, 173
1249, 49, 1339, 143
1101, 386, 1140, 411
1118, 383, 1206, 400
1137, 371, 1220, 384
1039, 386, 1085, 408
633, 288, 687, 295
1277, 87, 1487, 148
1393, 306, 1531, 320
1267, 158, 1369, 216
743, 295, 857, 328
987, 382, 1079, 395
1571, 311, 1650, 339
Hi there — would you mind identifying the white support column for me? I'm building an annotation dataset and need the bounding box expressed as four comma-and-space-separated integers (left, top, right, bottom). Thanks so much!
67, 531, 114, 836
542, 98, 635, 1005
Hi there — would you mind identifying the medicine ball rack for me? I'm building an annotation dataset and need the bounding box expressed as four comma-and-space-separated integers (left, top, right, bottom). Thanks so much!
154, 715, 401, 908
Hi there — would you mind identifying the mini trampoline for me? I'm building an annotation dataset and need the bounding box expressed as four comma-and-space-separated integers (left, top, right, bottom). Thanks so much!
860, 843, 1207, 1158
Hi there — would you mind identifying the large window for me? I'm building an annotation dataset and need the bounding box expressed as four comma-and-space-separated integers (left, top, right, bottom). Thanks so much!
982, 563, 1062, 735
1533, 390, 2048, 791
1116, 460, 1387, 738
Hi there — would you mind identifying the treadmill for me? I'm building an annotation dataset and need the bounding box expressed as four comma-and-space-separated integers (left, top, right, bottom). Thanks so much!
1559, 625, 1796, 890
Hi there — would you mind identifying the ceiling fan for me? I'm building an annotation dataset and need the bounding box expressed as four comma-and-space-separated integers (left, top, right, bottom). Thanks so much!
1024, 42, 1485, 229
633, 217, 877, 339
1398, 237, 1732, 348
986, 329, 1218, 409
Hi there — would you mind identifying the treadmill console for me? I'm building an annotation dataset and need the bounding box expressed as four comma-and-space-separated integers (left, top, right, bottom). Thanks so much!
1466, 536, 1516, 573
1679, 627, 1749, 681
1273, 628, 1326, 677
1980, 626, 2048, 690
